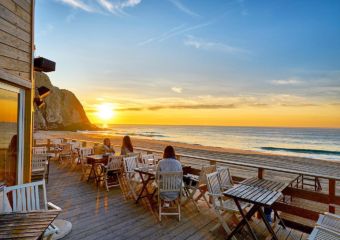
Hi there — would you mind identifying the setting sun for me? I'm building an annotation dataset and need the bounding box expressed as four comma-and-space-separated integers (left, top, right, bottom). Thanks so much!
96, 103, 116, 122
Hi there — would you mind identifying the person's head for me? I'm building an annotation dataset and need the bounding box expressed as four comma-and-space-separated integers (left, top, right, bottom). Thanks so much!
163, 145, 176, 159
122, 135, 133, 152
103, 138, 111, 147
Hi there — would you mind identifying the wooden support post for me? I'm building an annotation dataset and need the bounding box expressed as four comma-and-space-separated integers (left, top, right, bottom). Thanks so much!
209, 160, 216, 165
47, 139, 51, 152
258, 168, 264, 179
82, 141, 86, 147
329, 179, 336, 213
176, 155, 181, 161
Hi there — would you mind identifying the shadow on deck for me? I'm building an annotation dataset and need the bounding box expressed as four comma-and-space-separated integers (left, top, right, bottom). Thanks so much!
46, 161, 309, 240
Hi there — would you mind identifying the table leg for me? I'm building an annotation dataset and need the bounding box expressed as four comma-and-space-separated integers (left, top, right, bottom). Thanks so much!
87, 164, 95, 182
135, 173, 150, 203
258, 207, 279, 240
227, 199, 259, 240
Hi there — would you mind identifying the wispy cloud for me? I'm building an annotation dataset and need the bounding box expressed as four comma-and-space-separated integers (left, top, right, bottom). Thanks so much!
59, 0, 94, 12
168, 0, 200, 17
271, 78, 303, 85
138, 21, 213, 46
171, 87, 183, 93
184, 35, 248, 54
58, 0, 142, 15
97, 0, 142, 15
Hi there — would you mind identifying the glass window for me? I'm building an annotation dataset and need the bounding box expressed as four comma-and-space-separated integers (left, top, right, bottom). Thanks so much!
0, 84, 19, 186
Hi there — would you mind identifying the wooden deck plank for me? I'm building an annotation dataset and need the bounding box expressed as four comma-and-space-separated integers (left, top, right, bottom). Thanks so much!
45, 160, 309, 240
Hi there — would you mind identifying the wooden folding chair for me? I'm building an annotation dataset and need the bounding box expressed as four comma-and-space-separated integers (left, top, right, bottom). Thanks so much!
103, 156, 122, 191
206, 172, 249, 239
157, 171, 183, 222
123, 156, 142, 200
31, 153, 48, 182
141, 154, 157, 165
183, 165, 216, 210
2, 180, 61, 238
79, 147, 93, 180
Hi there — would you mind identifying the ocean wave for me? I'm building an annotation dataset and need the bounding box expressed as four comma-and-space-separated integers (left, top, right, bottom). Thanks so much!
261, 147, 340, 156
113, 131, 167, 138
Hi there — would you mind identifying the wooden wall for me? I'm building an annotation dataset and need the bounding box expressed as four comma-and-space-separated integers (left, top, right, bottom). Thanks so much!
0, 0, 33, 82
0, 0, 34, 184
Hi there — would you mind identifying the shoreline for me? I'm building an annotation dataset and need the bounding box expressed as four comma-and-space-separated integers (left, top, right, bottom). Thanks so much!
34, 130, 340, 163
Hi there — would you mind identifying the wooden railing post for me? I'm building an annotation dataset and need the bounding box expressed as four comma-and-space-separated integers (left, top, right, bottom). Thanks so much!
258, 168, 264, 179
47, 139, 51, 152
329, 179, 336, 213
82, 141, 87, 147
210, 160, 216, 165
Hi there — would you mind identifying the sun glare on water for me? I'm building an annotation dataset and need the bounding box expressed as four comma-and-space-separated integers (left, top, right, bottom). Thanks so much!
96, 103, 116, 122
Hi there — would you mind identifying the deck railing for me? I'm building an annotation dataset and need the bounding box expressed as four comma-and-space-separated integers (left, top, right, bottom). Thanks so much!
34, 137, 339, 232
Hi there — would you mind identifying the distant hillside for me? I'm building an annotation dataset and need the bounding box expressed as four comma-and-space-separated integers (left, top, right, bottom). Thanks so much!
34, 72, 98, 131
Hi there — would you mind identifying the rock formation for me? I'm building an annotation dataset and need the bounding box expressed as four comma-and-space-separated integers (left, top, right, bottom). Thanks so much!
34, 72, 98, 131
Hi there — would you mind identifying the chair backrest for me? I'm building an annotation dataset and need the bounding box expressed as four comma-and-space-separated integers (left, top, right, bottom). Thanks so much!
157, 171, 183, 193
50, 138, 63, 145
141, 154, 156, 165
199, 165, 217, 185
80, 147, 93, 158
107, 156, 122, 171
206, 172, 223, 196
70, 142, 81, 151
3, 180, 47, 212
32, 154, 48, 172
217, 167, 234, 190
123, 156, 138, 173
32, 146, 47, 154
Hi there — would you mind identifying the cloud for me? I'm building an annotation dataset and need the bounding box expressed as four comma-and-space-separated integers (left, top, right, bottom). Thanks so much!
171, 87, 182, 93
97, 0, 142, 15
148, 103, 236, 111
184, 35, 248, 54
138, 21, 213, 46
59, 0, 94, 12
270, 78, 302, 85
168, 0, 200, 17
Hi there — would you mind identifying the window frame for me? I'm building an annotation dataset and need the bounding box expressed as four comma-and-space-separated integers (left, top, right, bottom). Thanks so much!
0, 82, 25, 185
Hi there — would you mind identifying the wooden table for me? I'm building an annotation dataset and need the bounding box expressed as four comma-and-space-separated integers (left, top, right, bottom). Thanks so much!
134, 166, 157, 204
87, 154, 109, 185
224, 178, 289, 240
0, 210, 60, 239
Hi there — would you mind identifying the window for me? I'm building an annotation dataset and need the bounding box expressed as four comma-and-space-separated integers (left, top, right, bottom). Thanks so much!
0, 82, 24, 186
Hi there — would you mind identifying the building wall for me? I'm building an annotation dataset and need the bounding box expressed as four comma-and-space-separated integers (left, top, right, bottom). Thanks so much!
0, 0, 34, 183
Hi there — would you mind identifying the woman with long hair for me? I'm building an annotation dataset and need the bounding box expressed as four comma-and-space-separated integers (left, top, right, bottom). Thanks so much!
156, 146, 182, 203
121, 135, 134, 155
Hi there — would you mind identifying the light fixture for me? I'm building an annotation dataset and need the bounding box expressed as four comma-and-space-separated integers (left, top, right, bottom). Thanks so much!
37, 86, 50, 98
34, 97, 45, 108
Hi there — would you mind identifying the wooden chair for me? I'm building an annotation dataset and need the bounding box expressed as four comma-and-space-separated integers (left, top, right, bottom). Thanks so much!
58, 143, 73, 165
79, 147, 93, 180
103, 156, 122, 191
31, 154, 48, 182
141, 154, 156, 165
308, 226, 340, 240
32, 146, 47, 154
217, 167, 234, 191
316, 213, 340, 234
157, 171, 183, 222
206, 172, 249, 238
123, 156, 141, 200
183, 165, 216, 210
2, 180, 61, 238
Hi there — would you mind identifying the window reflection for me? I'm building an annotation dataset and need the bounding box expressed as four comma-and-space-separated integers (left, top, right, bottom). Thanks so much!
0, 87, 19, 186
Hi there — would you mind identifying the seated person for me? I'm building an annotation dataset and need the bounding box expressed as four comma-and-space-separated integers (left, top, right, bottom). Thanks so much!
120, 135, 134, 155
100, 138, 115, 154
156, 146, 182, 204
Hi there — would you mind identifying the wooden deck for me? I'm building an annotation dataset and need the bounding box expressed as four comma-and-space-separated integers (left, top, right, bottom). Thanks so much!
46, 161, 309, 240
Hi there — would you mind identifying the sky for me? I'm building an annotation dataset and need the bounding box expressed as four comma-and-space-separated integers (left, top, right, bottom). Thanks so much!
35, 0, 340, 128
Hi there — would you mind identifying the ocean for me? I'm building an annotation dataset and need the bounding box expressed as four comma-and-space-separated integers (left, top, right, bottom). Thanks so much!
85, 125, 340, 162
